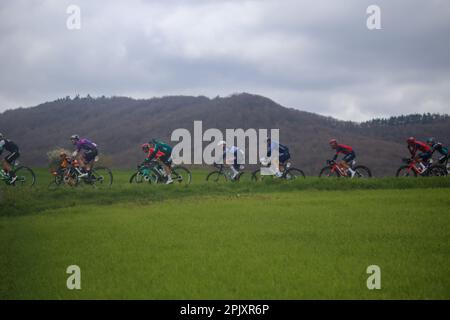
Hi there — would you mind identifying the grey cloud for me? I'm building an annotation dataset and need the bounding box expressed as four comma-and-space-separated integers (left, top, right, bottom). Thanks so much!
0, 0, 449, 121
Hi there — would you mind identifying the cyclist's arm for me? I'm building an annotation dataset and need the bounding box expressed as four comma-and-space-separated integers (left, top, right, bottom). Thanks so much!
332, 147, 340, 161
72, 141, 82, 157
146, 150, 157, 162
220, 148, 228, 163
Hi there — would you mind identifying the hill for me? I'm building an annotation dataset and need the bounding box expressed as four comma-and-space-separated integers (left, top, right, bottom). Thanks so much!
0, 93, 449, 176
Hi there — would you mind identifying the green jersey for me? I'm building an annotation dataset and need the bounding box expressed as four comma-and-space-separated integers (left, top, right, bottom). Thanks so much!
151, 139, 172, 156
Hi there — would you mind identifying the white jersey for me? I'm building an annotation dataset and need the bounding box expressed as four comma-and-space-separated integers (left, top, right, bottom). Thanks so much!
225, 146, 243, 156
222, 146, 244, 164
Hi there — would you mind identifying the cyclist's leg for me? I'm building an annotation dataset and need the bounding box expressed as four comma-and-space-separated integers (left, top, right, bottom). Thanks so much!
89, 150, 100, 178
4, 151, 19, 182
88, 149, 98, 171
158, 155, 173, 183
419, 151, 432, 166
5, 151, 19, 175
159, 154, 172, 174
229, 151, 240, 178
166, 152, 173, 174
76, 153, 87, 172
340, 152, 355, 174
279, 152, 290, 173
2, 158, 9, 173
80, 150, 96, 176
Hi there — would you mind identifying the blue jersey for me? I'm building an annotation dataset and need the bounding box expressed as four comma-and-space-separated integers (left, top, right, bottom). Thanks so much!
267, 141, 289, 157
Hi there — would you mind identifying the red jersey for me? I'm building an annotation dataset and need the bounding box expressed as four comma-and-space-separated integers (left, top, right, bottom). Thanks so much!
409, 141, 431, 156
335, 144, 353, 155
147, 147, 165, 159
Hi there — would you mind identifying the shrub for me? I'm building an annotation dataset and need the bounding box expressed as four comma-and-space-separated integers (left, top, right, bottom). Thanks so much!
47, 148, 71, 169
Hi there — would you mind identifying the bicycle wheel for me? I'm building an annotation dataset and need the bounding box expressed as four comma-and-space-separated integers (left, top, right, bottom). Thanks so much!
396, 166, 417, 177
284, 168, 306, 180
89, 167, 113, 187
251, 169, 274, 182
206, 171, 227, 183
129, 171, 142, 183
48, 173, 64, 190
64, 168, 80, 187
353, 165, 372, 178
235, 172, 245, 182
319, 166, 340, 178
171, 166, 192, 185
11, 166, 36, 187
129, 171, 157, 184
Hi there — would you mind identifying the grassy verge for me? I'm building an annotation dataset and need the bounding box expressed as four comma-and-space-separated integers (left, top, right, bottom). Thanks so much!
1, 169, 450, 216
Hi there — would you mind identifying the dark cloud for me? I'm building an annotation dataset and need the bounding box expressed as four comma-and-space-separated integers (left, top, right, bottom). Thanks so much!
0, 0, 449, 120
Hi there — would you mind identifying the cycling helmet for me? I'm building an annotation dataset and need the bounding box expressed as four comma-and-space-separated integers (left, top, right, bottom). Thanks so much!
141, 143, 150, 151
70, 134, 80, 141
426, 137, 435, 145
407, 137, 416, 144
329, 139, 337, 145
217, 140, 226, 146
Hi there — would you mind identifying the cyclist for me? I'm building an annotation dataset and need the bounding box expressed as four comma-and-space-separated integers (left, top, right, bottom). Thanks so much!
426, 137, 449, 163
217, 140, 244, 180
70, 134, 98, 178
266, 138, 290, 177
407, 137, 432, 164
0, 133, 20, 184
329, 139, 356, 177
146, 139, 174, 184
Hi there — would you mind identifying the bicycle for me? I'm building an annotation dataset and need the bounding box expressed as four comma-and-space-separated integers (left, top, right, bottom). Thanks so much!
396, 158, 447, 177
251, 158, 305, 181
0, 161, 35, 187
49, 155, 113, 188
130, 160, 192, 185
206, 163, 245, 182
319, 159, 372, 178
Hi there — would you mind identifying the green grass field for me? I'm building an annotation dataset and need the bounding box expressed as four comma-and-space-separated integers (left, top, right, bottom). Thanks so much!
1, 169, 449, 299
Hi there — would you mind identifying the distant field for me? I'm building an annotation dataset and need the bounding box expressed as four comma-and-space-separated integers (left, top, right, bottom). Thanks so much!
0, 169, 449, 299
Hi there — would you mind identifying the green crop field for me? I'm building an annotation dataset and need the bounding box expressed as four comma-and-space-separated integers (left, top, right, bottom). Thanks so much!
0, 169, 449, 299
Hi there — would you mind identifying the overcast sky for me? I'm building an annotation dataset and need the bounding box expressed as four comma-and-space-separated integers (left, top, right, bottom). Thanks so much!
0, 0, 449, 121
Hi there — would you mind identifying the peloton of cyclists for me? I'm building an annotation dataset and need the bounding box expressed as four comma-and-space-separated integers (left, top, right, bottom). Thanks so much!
3, 132, 449, 184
